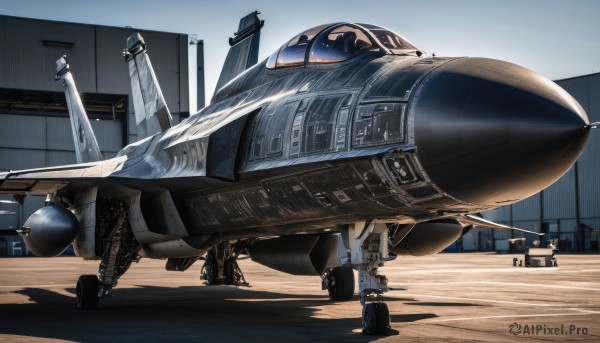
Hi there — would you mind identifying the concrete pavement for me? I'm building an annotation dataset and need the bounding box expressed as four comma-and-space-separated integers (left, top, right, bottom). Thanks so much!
1, 253, 599, 342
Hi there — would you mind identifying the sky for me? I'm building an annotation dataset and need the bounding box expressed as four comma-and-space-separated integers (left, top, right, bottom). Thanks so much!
1, 0, 599, 112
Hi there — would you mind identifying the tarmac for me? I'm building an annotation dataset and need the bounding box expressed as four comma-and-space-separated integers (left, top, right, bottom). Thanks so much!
0, 252, 599, 342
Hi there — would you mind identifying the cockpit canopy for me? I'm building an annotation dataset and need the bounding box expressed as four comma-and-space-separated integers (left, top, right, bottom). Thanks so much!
266, 23, 417, 69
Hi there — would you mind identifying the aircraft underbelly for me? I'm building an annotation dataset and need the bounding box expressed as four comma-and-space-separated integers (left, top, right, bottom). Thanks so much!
178, 154, 477, 238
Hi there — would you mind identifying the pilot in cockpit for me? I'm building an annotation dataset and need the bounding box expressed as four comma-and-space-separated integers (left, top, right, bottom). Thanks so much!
297, 34, 309, 46
311, 25, 374, 62
332, 31, 357, 54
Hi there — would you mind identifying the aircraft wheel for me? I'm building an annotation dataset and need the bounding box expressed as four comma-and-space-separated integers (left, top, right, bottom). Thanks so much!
362, 303, 378, 334
76, 274, 100, 310
376, 303, 391, 334
327, 267, 354, 301
362, 303, 391, 335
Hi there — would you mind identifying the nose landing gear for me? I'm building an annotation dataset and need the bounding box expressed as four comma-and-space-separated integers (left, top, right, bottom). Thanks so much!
360, 289, 398, 335
339, 221, 399, 336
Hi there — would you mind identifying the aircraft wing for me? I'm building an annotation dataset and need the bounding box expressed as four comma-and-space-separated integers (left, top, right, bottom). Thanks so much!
0, 153, 231, 196
0, 160, 120, 196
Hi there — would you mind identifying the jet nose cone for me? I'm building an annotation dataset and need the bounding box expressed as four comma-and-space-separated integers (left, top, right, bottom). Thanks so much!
413, 57, 590, 206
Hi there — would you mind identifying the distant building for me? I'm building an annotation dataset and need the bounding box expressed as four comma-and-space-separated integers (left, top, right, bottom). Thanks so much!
466, 73, 600, 252
0, 15, 204, 255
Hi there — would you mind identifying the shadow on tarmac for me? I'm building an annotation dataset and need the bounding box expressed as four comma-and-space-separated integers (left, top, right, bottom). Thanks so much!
2, 285, 439, 342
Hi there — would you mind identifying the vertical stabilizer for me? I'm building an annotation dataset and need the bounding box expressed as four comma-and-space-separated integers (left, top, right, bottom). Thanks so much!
124, 33, 174, 140
213, 11, 264, 98
55, 56, 102, 163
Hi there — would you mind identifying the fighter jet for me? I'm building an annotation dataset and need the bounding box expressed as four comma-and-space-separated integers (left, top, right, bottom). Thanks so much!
0, 11, 596, 335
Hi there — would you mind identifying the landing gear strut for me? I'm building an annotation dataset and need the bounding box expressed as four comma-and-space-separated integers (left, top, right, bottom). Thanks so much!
76, 203, 141, 309
341, 221, 399, 336
201, 241, 249, 286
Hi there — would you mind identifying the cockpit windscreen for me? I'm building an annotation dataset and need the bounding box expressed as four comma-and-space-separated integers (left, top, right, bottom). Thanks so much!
358, 23, 417, 50
309, 25, 375, 64
273, 24, 330, 68
266, 22, 419, 69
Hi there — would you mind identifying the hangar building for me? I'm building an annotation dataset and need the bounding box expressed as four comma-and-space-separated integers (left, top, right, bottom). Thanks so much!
0, 15, 203, 255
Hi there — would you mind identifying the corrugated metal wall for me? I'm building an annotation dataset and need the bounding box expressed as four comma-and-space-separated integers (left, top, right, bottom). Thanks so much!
0, 17, 96, 92
543, 167, 577, 220
484, 203, 510, 223
0, 115, 122, 167
482, 73, 600, 251
0, 15, 191, 234
512, 193, 540, 222
573, 76, 600, 220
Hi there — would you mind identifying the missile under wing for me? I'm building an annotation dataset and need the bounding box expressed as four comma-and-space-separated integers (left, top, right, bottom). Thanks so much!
0, 13, 595, 335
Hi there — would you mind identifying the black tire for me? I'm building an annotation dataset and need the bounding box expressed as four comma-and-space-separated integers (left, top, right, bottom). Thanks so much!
76, 274, 100, 310
362, 303, 378, 335
327, 267, 355, 301
375, 303, 391, 335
